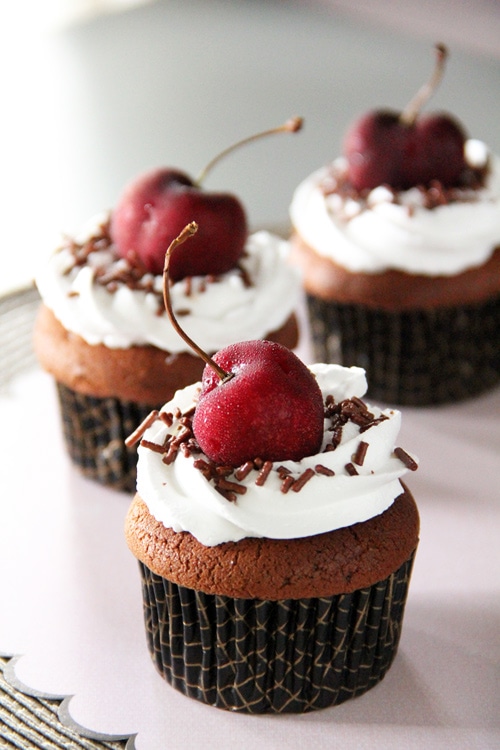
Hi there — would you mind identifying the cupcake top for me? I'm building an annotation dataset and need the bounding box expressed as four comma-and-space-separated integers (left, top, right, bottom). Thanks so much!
35, 216, 301, 352
290, 140, 500, 276
134, 362, 418, 547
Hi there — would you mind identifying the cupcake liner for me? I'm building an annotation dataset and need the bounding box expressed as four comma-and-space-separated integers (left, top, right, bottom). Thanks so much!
138, 551, 416, 713
56, 383, 158, 492
307, 294, 500, 405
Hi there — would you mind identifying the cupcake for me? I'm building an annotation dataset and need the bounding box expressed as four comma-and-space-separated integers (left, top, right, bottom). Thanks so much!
34, 121, 303, 492
289, 45, 500, 405
125, 344, 419, 713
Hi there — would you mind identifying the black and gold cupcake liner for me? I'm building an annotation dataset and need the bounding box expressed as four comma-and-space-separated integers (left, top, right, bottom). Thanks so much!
56, 383, 158, 493
307, 294, 500, 406
138, 552, 416, 713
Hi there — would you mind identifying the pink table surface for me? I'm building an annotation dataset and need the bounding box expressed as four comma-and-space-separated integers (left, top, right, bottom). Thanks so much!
1, 359, 499, 749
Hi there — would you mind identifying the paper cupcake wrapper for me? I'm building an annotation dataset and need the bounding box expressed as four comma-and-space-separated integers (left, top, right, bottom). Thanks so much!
138, 551, 415, 713
307, 294, 500, 405
56, 383, 158, 493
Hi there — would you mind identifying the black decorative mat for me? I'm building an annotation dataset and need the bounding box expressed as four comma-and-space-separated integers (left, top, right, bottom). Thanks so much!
0, 655, 135, 750
0, 285, 40, 393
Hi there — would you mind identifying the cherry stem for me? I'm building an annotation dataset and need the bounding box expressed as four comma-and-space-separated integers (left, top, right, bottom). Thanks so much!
163, 222, 233, 383
400, 43, 448, 127
195, 116, 303, 186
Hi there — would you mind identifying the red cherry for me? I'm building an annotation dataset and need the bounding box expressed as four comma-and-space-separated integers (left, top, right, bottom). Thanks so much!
343, 44, 467, 191
110, 168, 247, 280
110, 117, 303, 281
160, 223, 324, 468
405, 113, 467, 188
192, 340, 325, 467
343, 110, 408, 191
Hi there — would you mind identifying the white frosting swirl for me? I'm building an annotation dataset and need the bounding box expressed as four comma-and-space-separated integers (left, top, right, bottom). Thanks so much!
36, 220, 301, 351
289, 140, 500, 276
136, 364, 417, 547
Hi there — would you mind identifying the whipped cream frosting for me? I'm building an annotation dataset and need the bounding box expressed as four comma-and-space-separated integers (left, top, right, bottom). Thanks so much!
36, 218, 301, 351
136, 363, 418, 547
289, 140, 500, 276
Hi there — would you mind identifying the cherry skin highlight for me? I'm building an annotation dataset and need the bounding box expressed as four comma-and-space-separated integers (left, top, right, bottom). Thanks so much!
192, 340, 325, 468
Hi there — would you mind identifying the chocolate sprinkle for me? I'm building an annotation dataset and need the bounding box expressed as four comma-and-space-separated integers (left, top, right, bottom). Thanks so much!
353, 441, 369, 467
234, 461, 254, 481
315, 464, 335, 477
291, 468, 315, 492
134, 390, 417, 501
394, 447, 418, 471
255, 460, 273, 486
140, 439, 166, 454
320, 158, 489, 219
59, 218, 256, 310
125, 409, 159, 447
345, 463, 359, 476
280, 475, 296, 494
215, 478, 247, 496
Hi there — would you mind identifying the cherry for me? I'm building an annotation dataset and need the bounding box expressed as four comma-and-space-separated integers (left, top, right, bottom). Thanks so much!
162, 224, 325, 468
192, 340, 325, 467
110, 117, 303, 281
343, 44, 467, 191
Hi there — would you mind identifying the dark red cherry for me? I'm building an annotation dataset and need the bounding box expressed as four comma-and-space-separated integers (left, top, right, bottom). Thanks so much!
343, 110, 408, 190
160, 223, 324, 469
110, 167, 246, 280
343, 44, 467, 191
405, 113, 467, 188
110, 117, 303, 281
192, 340, 325, 467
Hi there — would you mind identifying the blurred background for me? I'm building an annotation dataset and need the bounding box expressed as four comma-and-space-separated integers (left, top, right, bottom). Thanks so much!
1, 0, 499, 294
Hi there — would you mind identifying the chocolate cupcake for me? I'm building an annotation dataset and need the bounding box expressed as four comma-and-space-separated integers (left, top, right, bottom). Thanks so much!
289, 47, 500, 405
34, 217, 300, 492
125, 360, 419, 712
34, 121, 305, 491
